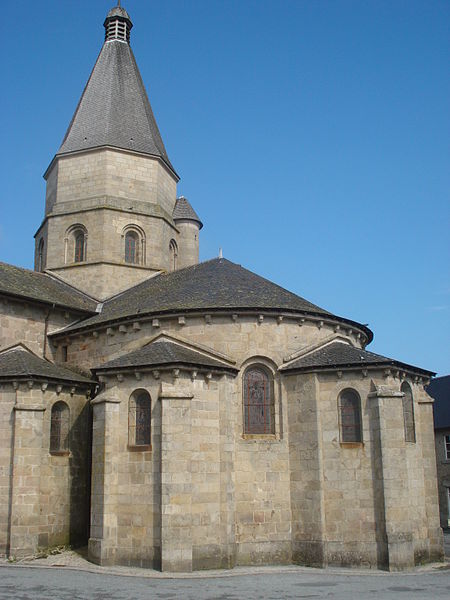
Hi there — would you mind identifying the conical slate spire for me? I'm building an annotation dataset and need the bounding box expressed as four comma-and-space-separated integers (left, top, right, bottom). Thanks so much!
57, 4, 176, 176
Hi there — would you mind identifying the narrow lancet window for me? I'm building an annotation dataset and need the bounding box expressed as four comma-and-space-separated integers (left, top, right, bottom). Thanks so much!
74, 231, 85, 262
243, 366, 274, 434
169, 239, 178, 271
339, 389, 362, 443
125, 231, 139, 264
401, 382, 416, 443
129, 390, 151, 447
50, 401, 70, 453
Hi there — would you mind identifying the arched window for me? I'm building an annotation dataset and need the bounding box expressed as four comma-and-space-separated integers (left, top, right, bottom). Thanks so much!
338, 389, 362, 443
401, 382, 416, 443
128, 390, 151, 447
169, 239, 178, 271
125, 231, 139, 264
37, 238, 45, 272
243, 366, 274, 434
50, 401, 70, 453
74, 230, 85, 262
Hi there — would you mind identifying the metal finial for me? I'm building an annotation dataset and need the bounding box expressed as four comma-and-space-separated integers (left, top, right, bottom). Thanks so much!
117, 0, 121, 6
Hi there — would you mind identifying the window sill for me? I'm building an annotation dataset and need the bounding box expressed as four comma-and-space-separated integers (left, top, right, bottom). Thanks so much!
241, 434, 277, 441
340, 442, 364, 448
128, 444, 152, 452
50, 450, 70, 457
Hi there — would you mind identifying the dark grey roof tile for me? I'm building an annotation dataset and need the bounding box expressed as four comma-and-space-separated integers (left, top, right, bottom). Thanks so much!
281, 341, 434, 376
55, 258, 369, 336
0, 262, 98, 313
173, 197, 203, 228
94, 339, 237, 372
0, 345, 94, 384
427, 375, 450, 429
57, 37, 176, 176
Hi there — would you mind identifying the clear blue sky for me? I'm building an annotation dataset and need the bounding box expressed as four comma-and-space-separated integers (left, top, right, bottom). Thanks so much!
1, 1, 449, 375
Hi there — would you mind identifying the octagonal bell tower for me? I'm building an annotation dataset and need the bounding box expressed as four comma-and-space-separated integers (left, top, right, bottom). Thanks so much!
34, 4, 200, 300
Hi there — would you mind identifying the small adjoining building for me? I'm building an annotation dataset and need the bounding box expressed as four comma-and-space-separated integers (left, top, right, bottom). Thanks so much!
0, 4, 444, 572
428, 376, 450, 529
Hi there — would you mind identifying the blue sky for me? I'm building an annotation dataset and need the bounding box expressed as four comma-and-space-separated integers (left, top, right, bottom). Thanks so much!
1, 0, 449, 375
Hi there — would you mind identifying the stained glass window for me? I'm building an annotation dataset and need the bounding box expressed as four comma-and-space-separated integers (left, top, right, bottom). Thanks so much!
129, 391, 151, 447
125, 231, 139, 264
74, 231, 85, 262
243, 367, 274, 434
339, 389, 362, 443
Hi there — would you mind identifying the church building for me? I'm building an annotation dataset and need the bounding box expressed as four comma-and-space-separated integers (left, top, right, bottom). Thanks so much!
0, 4, 444, 572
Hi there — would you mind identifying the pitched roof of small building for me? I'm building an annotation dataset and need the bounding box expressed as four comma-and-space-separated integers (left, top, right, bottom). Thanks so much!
427, 375, 450, 429
93, 339, 237, 373
0, 345, 94, 384
0, 262, 98, 313
173, 197, 203, 228
55, 8, 176, 177
281, 340, 434, 376
54, 258, 373, 339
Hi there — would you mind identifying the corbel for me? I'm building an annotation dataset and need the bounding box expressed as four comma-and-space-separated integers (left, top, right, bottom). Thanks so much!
56, 385, 63, 395
191, 370, 197, 381
277, 315, 283, 324
205, 314, 212, 324
258, 314, 264, 324
232, 314, 238, 322
153, 370, 160, 380
152, 319, 160, 328
133, 321, 141, 331
116, 374, 124, 382
134, 371, 141, 380
119, 325, 127, 334
173, 369, 180, 379
41, 382, 48, 391
106, 327, 114, 336
178, 316, 186, 326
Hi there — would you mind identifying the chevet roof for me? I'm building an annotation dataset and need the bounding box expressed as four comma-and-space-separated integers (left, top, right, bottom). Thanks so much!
281, 340, 434, 375
94, 339, 237, 373
0, 345, 94, 384
56, 10, 176, 176
53, 258, 373, 339
0, 262, 97, 313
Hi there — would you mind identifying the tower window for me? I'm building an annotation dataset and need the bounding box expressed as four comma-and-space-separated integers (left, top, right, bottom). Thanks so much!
37, 238, 45, 272
243, 366, 274, 434
74, 232, 85, 262
401, 382, 416, 443
125, 231, 139, 264
169, 239, 178, 271
338, 389, 362, 443
128, 390, 151, 448
50, 401, 70, 454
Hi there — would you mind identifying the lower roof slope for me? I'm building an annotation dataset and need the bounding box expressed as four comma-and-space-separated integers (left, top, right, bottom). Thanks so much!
281, 341, 434, 376
0, 345, 94, 384
0, 262, 98, 313
427, 375, 450, 429
94, 339, 237, 373
56, 258, 372, 339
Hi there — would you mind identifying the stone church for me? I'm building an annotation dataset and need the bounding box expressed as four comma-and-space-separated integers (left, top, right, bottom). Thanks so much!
0, 4, 444, 572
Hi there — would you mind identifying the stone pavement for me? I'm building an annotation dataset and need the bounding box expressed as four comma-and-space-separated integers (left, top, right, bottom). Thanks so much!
0, 532, 449, 599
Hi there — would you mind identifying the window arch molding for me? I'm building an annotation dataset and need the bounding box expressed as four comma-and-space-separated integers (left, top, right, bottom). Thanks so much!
64, 224, 88, 264
240, 356, 278, 436
121, 224, 146, 265
128, 388, 151, 448
401, 381, 416, 443
50, 400, 70, 454
337, 388, 363, 443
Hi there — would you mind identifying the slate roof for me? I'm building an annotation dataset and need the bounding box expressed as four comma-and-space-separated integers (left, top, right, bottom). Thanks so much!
56, 18, 176, 176
281, 341, 434, 376
0, 262, 98, 313
427, 375, 450, 429
53, 258, 372, 339
105, 6, 131, 21
94, 339, 237, 373
0, 346, 94, 384
173, 197, 203, 229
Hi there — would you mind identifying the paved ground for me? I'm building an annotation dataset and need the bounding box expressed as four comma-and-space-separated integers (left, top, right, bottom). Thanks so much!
0, 532, 448, 600
0, 564, 449, 600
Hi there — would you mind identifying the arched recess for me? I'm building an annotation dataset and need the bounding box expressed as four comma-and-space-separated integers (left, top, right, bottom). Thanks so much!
128, 389, 151, 447
338, 388, 362, 443
169, 239, 178, 271
50, 401, 70, 453
401, 381, 416, 443
122, 225, 146, 265
65, 224, 88, 264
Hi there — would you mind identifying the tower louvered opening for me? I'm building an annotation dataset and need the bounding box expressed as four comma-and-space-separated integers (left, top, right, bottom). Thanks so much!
105, 18, 131, 43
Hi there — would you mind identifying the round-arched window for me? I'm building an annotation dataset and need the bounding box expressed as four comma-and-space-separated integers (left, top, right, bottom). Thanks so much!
338, 389, 362, 442
243, 366, 274, 434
